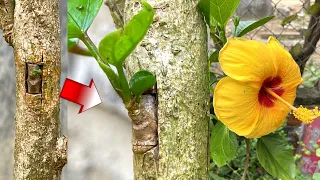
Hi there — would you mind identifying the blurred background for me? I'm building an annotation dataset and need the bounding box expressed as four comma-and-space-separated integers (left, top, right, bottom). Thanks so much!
1, 0, 320, 179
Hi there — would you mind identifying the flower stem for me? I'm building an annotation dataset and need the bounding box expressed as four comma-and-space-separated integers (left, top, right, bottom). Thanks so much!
242, 138, 250, 180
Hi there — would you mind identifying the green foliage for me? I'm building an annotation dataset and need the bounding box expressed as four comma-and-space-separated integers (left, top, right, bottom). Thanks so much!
129, 70, 156, 97
232, 16, 274, 37
233, 16, 240, 27
314, 173, 320, 180
281, 14, 298, 27
68, 0, 103, 39
68, 0, 156, 104
210, 122, 238, 167
210, 72, 218, 86
68, 38, 79, 49
257, 134, 296, 180
199, 0, 212, 28
210, 138, 276, 180
210, 0, 240, 28
307, 3, 320, 15
209, 50, 219, 63
97, 61, 121, 93
290, 43, 303, 57
301, 62, 320, 88
98, 2, 154, 67
31, 69, 42, 77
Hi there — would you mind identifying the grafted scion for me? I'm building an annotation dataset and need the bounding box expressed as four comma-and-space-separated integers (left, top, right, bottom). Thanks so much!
129, 94, 158, 154
26, 63, 43, 94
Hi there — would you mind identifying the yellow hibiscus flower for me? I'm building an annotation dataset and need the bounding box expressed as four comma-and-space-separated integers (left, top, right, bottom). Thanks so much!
213, 36, 320, 138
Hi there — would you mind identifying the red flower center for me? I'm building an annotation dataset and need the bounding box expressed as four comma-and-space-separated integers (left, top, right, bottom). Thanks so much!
258, 76, 284, 108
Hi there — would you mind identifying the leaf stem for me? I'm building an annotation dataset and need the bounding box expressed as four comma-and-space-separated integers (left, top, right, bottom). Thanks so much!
117, 66, 131, 102
210, 32, 223, 49
227, 164, 242, 177
81, 33, 109, 66
81, 33, 123, 98
218, 26, 227, 44
242, 138, 250, 180
68, 44, 93, 57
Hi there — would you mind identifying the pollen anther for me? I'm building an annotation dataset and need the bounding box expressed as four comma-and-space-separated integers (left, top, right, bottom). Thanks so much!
264, 88, 320, 124
293, 106, 320, 124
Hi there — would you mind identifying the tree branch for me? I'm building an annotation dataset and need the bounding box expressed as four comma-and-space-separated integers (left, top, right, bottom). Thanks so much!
292, 0, 320, 74
0, 0, 14, 45
105, 0, 125, 28
242, 138, 250, 180
13, 0, 65, 178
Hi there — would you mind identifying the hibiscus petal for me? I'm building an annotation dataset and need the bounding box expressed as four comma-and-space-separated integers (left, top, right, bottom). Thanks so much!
219, 38, 277, 83
246, 88, 296, 138
214, 77, 260, 136
267, 36, 303, 90
214, 77, 297, 138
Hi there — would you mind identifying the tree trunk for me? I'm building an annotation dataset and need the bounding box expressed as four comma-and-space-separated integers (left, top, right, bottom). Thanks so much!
124, 0, 209, 179
1, 0, 67, 179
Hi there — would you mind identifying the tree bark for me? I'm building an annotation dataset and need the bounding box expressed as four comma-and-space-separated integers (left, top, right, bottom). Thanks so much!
291, 0, 320, 74
1, 0, 67, 179
124, 0, 209, 179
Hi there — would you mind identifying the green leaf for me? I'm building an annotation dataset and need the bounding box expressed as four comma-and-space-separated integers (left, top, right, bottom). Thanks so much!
209, 172, 225, 180
199, 0, 219, 28
68, 38, 79, 49
307, 3, 320, 15
290, 43, 302, 57
209, 50, 219, 63
281, 14, 298, 27
303, 81, 314, 88
316, 148, 320, 157
129, 70, 156, 96
210, 121, 238, 167
314, 173, 320, 180
232, 16, 274, 37
257, 134, 296, 180
98, 1, 154, 67
199, 0, 210, 26
211, 0, 240, 27
210, 72, 217, 86
68, 0, 103, 39
97, 61, 121, 95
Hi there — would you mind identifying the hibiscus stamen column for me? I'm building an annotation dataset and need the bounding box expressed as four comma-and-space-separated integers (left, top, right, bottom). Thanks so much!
264, 88, 320, 124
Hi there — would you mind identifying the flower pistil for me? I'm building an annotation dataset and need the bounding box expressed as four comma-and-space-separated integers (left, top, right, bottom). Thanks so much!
264, 87, 320, 124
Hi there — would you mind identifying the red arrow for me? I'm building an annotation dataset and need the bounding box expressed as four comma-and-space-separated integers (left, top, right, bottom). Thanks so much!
60, 78, 102, 114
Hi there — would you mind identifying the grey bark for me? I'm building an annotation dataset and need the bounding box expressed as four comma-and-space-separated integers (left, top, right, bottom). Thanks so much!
124, 0, 209, 179
1, 0, 67, 179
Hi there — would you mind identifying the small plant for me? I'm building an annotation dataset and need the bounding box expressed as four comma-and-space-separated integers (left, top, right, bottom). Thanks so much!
301, 62, 320, 88
68, 1, 156, 109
